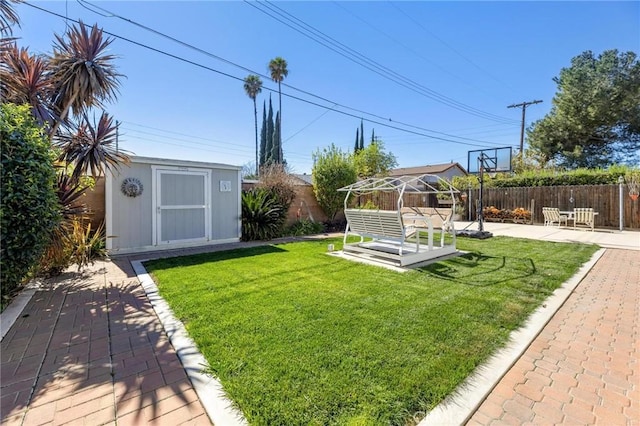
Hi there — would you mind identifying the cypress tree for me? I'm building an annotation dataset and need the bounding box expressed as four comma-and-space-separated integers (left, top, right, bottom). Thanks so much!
371, 128, 375, 144
359, 119, 365, 150
266, 95, 274, 164
259, 100, 267, 167
272, 111, 281, 163
354, 128, 360, 153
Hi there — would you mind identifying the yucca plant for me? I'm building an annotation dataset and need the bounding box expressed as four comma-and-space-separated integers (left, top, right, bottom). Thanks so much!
241, 188, 286, 241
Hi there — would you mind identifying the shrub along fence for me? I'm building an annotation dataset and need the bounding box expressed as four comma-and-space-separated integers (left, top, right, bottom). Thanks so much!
465, 184, 639, 229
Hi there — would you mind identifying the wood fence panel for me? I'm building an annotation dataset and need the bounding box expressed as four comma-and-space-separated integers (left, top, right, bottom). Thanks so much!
468, 184, 639, 229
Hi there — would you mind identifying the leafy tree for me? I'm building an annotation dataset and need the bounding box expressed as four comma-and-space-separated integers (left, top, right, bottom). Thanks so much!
528, 50, 640, 168
353, 140, 398, 178
1, 104, 60, 300
244, 74, 263, 176
268, 56, 288, 162
312, 144, 357, 221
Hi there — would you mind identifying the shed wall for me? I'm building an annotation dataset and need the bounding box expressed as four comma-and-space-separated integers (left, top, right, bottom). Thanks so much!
107, 159, 241, 254
109, 163, 153, 250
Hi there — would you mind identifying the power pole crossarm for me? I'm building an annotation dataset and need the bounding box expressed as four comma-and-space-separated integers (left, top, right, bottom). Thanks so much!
508, 100, 543, 156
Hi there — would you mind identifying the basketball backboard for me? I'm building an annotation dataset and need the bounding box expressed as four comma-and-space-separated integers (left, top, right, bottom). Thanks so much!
467, 147, 513, 174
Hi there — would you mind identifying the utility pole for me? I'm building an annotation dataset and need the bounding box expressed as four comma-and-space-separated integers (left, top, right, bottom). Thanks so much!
507, 100, 543, 155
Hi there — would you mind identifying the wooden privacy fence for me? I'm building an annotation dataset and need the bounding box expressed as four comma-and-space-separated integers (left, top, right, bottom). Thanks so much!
464, 185, 639, 229
86, 181, 640, 229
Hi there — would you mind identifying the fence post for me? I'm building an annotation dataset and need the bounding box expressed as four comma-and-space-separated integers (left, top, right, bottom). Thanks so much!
530, 199, 535, 224
619, 176, 624, 231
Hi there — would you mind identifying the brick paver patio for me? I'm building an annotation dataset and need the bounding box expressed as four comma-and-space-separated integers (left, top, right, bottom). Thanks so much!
468, 248, 639, 425
0, 259, 209, 425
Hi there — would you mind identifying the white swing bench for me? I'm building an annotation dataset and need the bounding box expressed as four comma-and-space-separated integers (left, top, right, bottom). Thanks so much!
339, 176, 460, 267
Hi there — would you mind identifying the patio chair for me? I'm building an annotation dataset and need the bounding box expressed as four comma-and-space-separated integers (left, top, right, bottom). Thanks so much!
573, 208, 595, 231
542, 207, 568, 228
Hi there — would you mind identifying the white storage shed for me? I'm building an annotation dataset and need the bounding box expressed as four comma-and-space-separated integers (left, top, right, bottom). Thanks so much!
105, 156, 241, 255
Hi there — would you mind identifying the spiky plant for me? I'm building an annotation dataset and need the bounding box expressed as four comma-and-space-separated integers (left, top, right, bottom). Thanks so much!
49, 21, 121, 137
0, 44, 56, 126
55, 111, 129, 181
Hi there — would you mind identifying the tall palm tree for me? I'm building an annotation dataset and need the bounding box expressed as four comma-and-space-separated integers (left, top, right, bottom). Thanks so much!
49, 21, 121, 138
243, 74, 263, 176
268, 56, 288, 163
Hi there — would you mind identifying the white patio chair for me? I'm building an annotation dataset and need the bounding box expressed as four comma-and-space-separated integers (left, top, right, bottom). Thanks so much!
542, 207, 568, 227
573, 208, 595, 231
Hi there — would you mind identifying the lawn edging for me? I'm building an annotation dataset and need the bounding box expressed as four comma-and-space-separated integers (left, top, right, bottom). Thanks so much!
417, 247, 607, 426
131, 259, 248, 426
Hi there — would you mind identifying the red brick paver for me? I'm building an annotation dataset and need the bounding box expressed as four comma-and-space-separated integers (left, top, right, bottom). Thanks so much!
0, 260, 209, 425
468, 249, 639, 425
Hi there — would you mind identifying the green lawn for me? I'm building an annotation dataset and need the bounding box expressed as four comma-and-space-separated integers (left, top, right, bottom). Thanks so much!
144, 236, 597, 425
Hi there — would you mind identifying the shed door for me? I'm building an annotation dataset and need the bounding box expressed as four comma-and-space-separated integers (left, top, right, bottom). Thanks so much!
155, 170, 209, 245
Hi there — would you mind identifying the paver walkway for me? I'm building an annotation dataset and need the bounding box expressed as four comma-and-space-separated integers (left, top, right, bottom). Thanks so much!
0, 259, 209, 426
467, 248, 639, 425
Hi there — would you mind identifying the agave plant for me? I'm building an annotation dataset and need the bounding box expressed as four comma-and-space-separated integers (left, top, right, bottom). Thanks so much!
55, 111, 129, 181
49, 21, 121, 137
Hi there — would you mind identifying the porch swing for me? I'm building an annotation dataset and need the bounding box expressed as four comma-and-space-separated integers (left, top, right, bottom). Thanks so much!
337, 175, 461, 267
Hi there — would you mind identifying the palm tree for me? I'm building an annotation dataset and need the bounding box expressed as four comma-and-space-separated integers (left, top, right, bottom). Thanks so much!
49, 21, 121, 138
55, 111, 129, 181
268, 56, 288, 163
243, 74, 263, 176
0, 44, 56, 126
0, 0, 20, 52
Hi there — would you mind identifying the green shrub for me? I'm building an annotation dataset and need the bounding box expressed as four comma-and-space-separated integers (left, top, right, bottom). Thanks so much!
452, 166, 637, 189
241, 188, 286, 241
285, 219, 325, 236
1, 104, 60, 303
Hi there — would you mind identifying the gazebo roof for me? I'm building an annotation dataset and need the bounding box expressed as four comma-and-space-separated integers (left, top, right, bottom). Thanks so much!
337, 174, 459, 196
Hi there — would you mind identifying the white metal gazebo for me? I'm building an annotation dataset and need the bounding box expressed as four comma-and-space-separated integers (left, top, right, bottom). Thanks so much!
337, 175, 460, 267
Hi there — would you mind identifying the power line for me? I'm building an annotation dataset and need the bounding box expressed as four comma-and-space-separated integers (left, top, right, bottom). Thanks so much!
23, 1, 501, 149
388, 1, 513, 91
75, 0, 518, 143
247, 0, 518, 125
332, 1, 492, 97
76, 0, 507, 139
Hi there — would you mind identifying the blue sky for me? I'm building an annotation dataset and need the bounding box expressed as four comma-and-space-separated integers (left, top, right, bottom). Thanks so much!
12, 1, 640, 174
